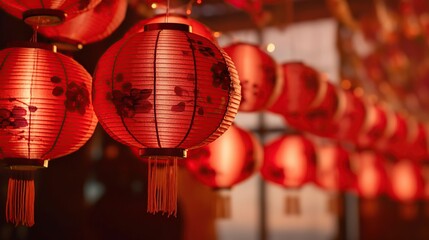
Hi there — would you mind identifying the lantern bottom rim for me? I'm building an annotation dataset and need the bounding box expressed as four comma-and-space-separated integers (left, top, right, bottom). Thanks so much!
3, 158, 49, 171
23, 9, 66, 26
139, 148, 187, 158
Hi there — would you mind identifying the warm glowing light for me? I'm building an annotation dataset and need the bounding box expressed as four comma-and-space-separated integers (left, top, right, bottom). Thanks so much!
151, 3, 157, 8
197, 0, 202, 4
186, 9, 191, 15
213, 31, 221, 38
266, 43, 275, 53
341, 79, 351, 90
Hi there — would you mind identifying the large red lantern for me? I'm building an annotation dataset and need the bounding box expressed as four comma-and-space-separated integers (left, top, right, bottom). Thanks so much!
268, 62, 326, 116
125, 14, 216, 42
261, 134, 316, 214
93, 23, 241, 216
0, 43, 97, 226
38, 0, 127, 49
186, 124, 262, 217
0, 0, 101, 26
223, 43, 278, 112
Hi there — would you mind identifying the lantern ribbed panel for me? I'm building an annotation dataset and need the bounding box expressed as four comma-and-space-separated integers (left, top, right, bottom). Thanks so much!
0, 0, 101, 20
0, 47, 97, 161
125, 14, 215, 42
223, 43, 277, 112
186, 125, 262, 188
261, 135, 316, 188
38, 0, 127, 45
93, 27, 241, 150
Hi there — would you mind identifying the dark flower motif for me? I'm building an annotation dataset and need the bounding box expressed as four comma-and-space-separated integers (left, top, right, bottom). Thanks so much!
52, 86, 64, 96
271, 167, 285, 180
171, 102, 186, 112
51, 76, 61, 83
0, 106, 28, 129
199, 165, 216, 178
64, 81, 90, 115
198, 47, 215, 57
109, 82, 153, 118
211, 61, 231, 91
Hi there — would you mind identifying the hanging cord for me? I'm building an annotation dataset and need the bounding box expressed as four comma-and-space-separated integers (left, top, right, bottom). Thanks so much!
30, 25, 39, 43
165, 0, 171, 23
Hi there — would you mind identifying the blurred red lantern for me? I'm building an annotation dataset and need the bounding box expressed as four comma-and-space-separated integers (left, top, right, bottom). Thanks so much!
125, 14, 215, 42
376, 112, 408, 157
314, 143, 354, 192
285, 82, 339, 138
0, 0, 101, 26
268, 62, 326, 116
186, 124, 262, 217
386, 159, 424, 202
0, 43, 97, 226
315, 143, 355, 214
223, 43, 278, 112
93, 23, 241, 216
350, 150, 387, 199
261, 134, 316, 214
357, 102, 388, 148
333, 91, 367, 141
38, 0, 127, 49
401, 119, 429, 160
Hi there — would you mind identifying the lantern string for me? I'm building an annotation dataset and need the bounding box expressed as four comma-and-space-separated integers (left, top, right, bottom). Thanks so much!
165, 0, 171, 23
6, 170, 35, 227
31, 26, 39, 43
147, 156, 178, 217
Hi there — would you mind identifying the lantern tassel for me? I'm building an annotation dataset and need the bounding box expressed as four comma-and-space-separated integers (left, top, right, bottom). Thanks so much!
147, 157, 178, 217
284, 193, 300, 215
6, 170, 36, 227
215, 189, 231, 218
327, 193, 342, 216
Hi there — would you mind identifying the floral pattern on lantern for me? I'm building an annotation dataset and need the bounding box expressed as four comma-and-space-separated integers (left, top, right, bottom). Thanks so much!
93, 23, 241, 216
223, 43, 277, 112
0, 44, 97, 227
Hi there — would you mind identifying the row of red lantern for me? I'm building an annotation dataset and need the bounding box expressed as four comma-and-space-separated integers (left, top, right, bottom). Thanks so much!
261, 134, 428, 204
268, 62, 429, 161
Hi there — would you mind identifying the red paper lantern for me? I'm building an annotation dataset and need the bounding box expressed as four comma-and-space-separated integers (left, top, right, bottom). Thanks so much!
186, 124, 262, 188
223, 43, 278, 112
376, 112, 408, 157
351, 150, 387, 199
125, 14, 216, 42
261, 134, 316, 214
314, 143, 354, 192
357, 102, 388, 148
38, 0, 127, 48
0, 0, 101, 26
0, 43, 97, 226
186, 124, 262, 217
386, 159, 424, 203
268, 62, 325, 116
93, 23, 241, 216
285, 82, 339, 138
